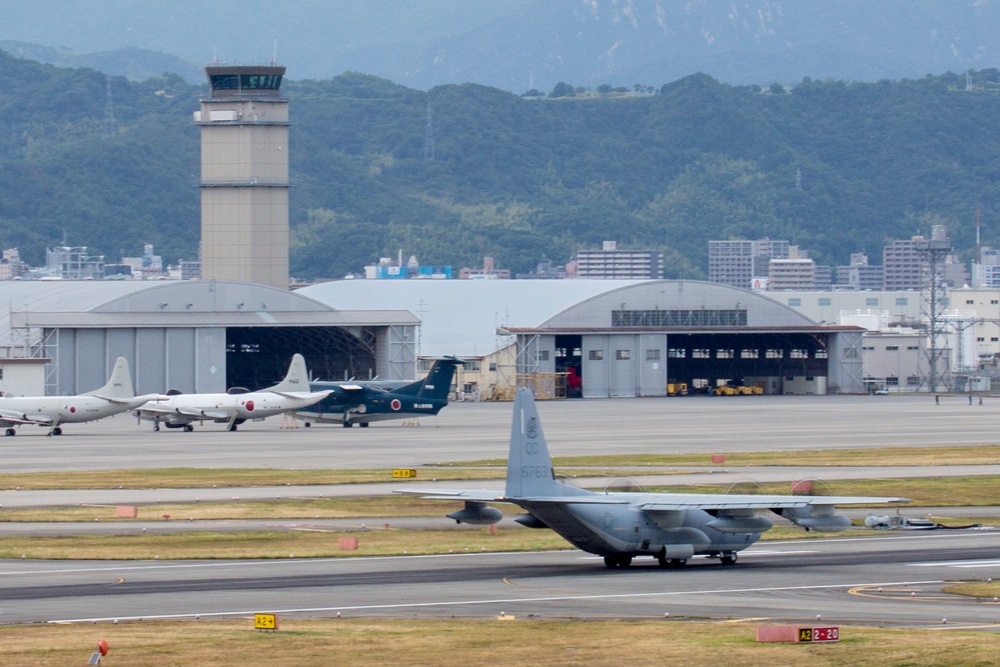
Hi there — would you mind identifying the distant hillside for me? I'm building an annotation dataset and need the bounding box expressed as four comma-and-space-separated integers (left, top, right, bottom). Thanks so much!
0, 41, 203, 83
1, 49, 999, 281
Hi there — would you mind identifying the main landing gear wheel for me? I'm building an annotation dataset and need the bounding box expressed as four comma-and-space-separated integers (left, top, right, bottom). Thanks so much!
658, 556, 687, 568
227, 423, 238, 432
603, 555, 633, 569
5, 428, 14, 436
52, 427, 62, 436
720, 553, 738, 565
342, 421, 353, 428
183, 424, 194, 432
360, 422, 370, 428
153, 424, 160, 432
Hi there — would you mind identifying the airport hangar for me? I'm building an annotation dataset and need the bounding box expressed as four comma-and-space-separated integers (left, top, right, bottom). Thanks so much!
0, 280, 418, 397
300, 279, 866, 398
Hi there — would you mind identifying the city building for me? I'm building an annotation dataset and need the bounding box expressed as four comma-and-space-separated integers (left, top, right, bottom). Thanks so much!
459, 256, 510, 280
882, 237, 924, 290
195, 64, 289, 289
767, 257, 816, 291
834, 253, 884, 291
708, 238, 789, 288
572, 241, 663, 279
45, 246, 104, 280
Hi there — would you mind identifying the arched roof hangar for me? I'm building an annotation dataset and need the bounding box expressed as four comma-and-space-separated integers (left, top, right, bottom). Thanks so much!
2, 281, 417, 395
499, 281, 865, 396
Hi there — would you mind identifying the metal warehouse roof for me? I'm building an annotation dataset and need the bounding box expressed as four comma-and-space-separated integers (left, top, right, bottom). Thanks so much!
0, 280, 417, 335
300, 279, 820, 358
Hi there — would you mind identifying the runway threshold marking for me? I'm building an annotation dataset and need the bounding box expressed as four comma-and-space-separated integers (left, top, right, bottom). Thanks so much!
48, 579, 945, 625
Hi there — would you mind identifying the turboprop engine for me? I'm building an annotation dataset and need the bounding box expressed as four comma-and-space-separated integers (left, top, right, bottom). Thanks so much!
447, 501, 503, 525
778, 505, 852, 532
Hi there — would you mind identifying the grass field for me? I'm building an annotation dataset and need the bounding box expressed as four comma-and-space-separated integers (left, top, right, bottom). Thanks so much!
5, 619, 1000, 667
1, 444, 998, 491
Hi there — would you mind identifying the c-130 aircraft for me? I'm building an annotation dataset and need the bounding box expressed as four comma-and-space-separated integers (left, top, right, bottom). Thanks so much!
399, 388, 908, 569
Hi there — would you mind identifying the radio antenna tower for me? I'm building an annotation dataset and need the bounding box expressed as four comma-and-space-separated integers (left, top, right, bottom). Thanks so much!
424, 101, 435, 161
915, 227, 952, 392
104, 76, 116, 138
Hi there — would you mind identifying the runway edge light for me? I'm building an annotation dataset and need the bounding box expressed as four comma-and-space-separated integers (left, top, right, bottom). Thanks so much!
255, 613, 279, 631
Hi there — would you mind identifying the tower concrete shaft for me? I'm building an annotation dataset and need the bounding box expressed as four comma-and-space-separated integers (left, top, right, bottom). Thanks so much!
196, 65, 289, 288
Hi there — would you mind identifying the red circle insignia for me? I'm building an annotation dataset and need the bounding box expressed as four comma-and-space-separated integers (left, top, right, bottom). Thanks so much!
391, 399, 401, 411
69, 406, 76, 414
245, 400, 255, 412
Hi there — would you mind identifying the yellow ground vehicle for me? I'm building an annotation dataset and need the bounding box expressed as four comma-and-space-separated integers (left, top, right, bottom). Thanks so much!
714, 384, 763, 396
667, 382, 688, 396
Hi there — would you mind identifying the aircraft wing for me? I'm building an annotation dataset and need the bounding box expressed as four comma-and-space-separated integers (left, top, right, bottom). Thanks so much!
633, 493, 909, 511
0, 408, 50, 426
394, 489, 505, 502
91, 392, 167, 406
395, 489, 629, 505
271, 389, 333, 401
137, 405, 232, 420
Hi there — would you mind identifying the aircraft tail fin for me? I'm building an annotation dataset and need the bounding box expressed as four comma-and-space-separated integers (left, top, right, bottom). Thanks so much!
391, 357, 463, 399
505, 387, 562, 499
265, 354, 310, 393
84, 356, 135, 399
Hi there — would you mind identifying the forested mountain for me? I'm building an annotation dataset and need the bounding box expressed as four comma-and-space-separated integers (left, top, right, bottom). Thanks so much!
1, 48, 999, 280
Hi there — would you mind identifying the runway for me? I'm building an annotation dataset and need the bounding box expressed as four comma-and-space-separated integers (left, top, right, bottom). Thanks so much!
2, 393, 1000, 629
3, 531, 1000, 627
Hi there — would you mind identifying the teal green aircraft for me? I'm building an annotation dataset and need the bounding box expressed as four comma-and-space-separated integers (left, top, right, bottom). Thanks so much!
298, 357, 464, 427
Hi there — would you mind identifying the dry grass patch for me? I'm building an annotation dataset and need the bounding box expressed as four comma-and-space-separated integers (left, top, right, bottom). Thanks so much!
544, 444, 1000, 468
942, 581, 1000, 599
0, 467, 506, 491
5, 619, 1000, 667
0, 496, 465, 522
0, 527, 572, 560
651, 476, 1000, 507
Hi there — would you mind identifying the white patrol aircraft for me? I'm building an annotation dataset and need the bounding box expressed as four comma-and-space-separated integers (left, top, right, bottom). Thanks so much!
399, 387, 909, 569
0, 356, 162, 436
133, 353, 332, 432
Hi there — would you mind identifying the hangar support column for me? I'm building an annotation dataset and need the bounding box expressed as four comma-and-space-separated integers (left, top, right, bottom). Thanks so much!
827, 330, 865, 394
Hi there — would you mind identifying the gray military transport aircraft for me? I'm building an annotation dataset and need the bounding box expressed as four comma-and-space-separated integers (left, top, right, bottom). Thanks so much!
399, 387, 909, 569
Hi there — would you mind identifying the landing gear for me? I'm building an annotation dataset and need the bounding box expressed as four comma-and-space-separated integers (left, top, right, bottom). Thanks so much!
5, 428, 15, 436
603, 555, 633, 569
342, 421, 353, 428
359, 422, 370, 428
657, 555, 687, 568
153, 424, 160, 432
720, 552, 738, 565
227, 423, 238, 432
51, 426, 62, 436
183, 424, 194, 432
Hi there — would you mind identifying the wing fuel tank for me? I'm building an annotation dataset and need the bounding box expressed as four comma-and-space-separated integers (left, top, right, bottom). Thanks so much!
447, 501, 503, 525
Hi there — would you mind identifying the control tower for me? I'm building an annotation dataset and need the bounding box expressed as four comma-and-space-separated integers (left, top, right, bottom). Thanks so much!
195, 65, 289, 288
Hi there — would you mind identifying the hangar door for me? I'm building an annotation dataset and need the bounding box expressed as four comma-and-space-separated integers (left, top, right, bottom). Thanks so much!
580, 334, 666, 398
